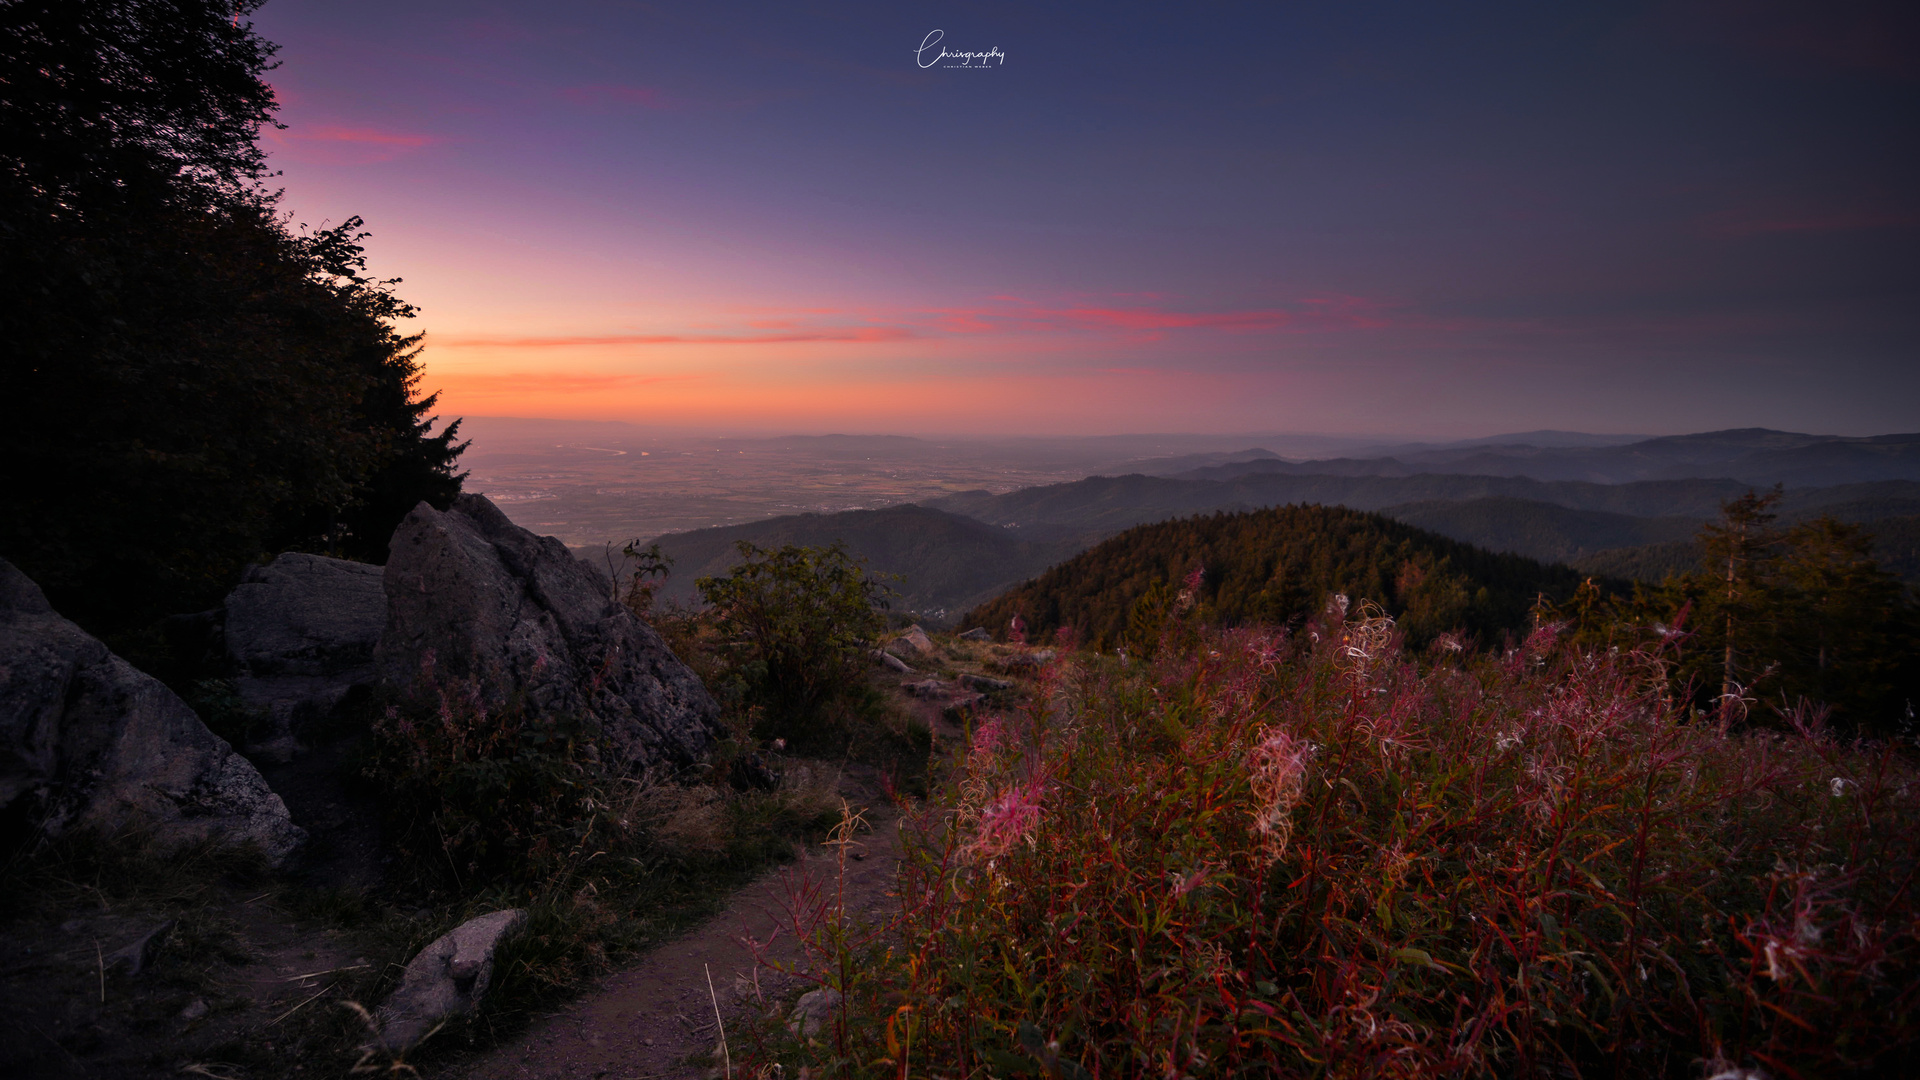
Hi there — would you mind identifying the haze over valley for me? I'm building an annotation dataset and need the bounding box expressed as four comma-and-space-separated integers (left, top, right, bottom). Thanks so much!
460, 419, 1920, 624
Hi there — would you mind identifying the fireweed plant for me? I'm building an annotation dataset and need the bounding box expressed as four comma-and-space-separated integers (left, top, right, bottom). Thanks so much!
765, 599, 1918, 1077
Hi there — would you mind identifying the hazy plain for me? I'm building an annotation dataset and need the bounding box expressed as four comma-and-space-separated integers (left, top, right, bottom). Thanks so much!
456, 417, 1373, 549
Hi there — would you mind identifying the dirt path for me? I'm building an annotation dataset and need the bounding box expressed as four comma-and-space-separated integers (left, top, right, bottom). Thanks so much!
440, 757, 923, 1080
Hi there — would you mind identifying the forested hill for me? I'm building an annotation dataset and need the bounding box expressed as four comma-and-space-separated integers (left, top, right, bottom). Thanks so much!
929, 473, 1920, 537
961, 504, 1592, 651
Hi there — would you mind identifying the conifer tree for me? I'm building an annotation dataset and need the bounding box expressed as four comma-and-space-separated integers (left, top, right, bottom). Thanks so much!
0, 0, 464, 640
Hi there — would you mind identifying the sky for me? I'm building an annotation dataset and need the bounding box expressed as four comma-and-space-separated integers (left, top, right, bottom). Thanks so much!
252, 0, 1919, 438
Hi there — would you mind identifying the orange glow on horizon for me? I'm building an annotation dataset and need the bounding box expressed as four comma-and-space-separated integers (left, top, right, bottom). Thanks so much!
422, 361, 1265, 432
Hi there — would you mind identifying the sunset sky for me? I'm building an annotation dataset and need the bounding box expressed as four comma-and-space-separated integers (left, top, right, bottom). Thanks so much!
254, 1, 1917, 437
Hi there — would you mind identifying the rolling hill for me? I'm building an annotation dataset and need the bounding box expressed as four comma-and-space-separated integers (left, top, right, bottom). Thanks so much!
962, 504, 1592, 650
1376, 498, 1702, 564
928, 472, 1920, 536
638, 504, 1080, 621
1180, 429, 1920, 487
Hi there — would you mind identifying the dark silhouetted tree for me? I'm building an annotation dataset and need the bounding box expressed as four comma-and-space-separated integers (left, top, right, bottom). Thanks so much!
0, 0, 463, 641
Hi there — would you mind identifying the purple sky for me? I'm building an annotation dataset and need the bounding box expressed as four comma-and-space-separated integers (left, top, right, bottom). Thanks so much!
252, 1, 1919, 436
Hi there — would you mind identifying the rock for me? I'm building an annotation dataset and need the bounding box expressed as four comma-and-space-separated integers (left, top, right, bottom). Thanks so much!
728, 752, 779, 792
376, 495, 723, 772
178, 997, 210, 1022
105, 918, 176, 976
994, 649, 1057, 673
0, 559, 305, 865
901, 679, 953, 700
874, 650, 914, 674
888, 625, 936, 658
958, 627, 992, 642
223, 553, 387, 747
373, 908, 527, 1051
943, 694, 987, 721
959, 673, 1012, 692
787, 987, 841, 1039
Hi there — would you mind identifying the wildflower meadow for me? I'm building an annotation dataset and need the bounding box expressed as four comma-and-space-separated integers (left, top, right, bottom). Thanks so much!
766, 599, 1918, 1078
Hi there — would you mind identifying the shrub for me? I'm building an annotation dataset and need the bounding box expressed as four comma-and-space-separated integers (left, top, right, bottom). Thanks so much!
362, 664, 628, 891
697, 541, 894, 734
770, 599, 1920, 1077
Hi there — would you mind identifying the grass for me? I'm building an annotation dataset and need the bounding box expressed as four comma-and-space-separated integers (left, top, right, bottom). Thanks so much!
747, 605, 1920, 1078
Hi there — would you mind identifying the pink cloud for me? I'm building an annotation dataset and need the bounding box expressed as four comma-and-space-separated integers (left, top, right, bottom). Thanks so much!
919, 294, 1399, 340
436, 372, 704, 393
265, 124, 438, 165
442, 327, 915, 348
297, 125, 435, 148
1035, 305, 1295, 333
440, 294, 1403, 354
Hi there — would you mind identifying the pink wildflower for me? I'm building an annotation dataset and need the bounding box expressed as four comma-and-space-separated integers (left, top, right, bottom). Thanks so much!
966, 777, 1044, 862
1249, 729, 1310, 863
969, 717, 1007, 768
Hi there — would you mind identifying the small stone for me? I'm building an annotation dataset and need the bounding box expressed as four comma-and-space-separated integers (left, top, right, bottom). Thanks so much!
787, 987, 841, 1038
888, 625, 937, 658
105, 919, 176, 976
372, 908, 528, 1052
901, 678, 952, 699
958, 627, 992, 642
178, 998, 210, 1021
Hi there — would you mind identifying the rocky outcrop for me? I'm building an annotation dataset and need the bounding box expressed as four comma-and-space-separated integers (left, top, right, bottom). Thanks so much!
0, 559, 305, 864
376, 495, 723, 771
224, 553, 386, 754
902, 678, 955, 699
373, 908, 526, 1051
874, 649, 915, 674
888, 625, 937, 659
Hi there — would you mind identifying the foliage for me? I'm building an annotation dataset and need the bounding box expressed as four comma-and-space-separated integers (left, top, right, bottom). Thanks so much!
363, 671, 625, 890
617, 538, 675, 618
0, 0, 279, 209
697, 541, 895, 733
647, 503, 1082, 620
0, 0, 464, 640
1556, 493, 1919, 733
1570, 539, 1701, 584
965, 504, 1592, 651
766, 599, 1920, 1078
1382, 496, 1702, 566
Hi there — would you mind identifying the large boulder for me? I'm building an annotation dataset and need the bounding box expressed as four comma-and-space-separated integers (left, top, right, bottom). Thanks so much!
0, 559, 305, 864
224, 553, 386, 752
376, 495, 723, 770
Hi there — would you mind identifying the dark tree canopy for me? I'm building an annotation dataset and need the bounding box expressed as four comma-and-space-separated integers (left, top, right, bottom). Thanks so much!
0, 0, 279, 207
0, 0, 463, 639
965, 504, 1591, 653
1582, 495, 1920, 733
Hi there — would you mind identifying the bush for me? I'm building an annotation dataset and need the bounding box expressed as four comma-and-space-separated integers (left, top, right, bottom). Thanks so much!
697, 541, 894, 735
769, 599, 1920, 1077
362, 671, 625, 892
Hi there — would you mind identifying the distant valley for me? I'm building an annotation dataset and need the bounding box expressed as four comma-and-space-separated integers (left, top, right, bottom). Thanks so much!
529, 426, 1920, 625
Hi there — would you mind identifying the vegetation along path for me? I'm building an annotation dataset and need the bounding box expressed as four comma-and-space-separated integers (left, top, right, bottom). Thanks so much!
447, 771, 903, 1080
